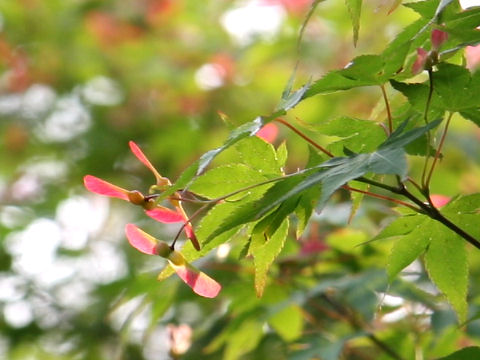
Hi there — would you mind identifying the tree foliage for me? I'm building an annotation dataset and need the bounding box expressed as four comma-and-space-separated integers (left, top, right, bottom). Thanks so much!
1, 0, 480, 359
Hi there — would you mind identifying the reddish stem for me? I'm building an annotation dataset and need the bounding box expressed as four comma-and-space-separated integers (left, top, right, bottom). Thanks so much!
342, 185, 420, 211
170, 204, 209, 250
421, 69, 435, 188
274, 118, 334, 157
425, 112, 453, 190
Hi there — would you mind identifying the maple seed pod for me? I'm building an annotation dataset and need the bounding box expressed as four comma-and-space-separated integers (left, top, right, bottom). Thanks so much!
168, 251, 185, 266
156, 176, 171, 189
143, 198, 157, 210
155, 242, 173, 258
128, 190, 145, 205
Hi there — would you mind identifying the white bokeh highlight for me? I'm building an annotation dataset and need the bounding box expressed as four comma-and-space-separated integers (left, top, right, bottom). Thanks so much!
221, 1, 286, 45
82, 76, 124, 106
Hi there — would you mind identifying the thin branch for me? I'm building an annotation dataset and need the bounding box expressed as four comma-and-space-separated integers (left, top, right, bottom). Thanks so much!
356, 176, 403, 194
406, 177, 424, 194
395, 183, 480, 250
380, 84, 393, 135
272, 118, 423, 212
320, 294, 405, 360
421, 157, 431, 191
421, 69, 435, 188
424, 69, 434, 125
425, 112, 453, 189
355, 177, 480, 248
378, 121, 390, 137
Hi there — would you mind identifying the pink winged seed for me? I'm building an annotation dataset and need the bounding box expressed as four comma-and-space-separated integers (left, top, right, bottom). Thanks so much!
184, 223, 197, 242
146, 207, 186, 223
84, 175, 129, 201
128, 141, 164, 182
125, 223, 159, 255
170, 262, 222, 298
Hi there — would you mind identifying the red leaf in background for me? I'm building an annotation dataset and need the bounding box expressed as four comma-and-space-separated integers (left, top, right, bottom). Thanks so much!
262, 0, 312, 15
430, 194, 450, 208
0, 38, 30, 92
84, 175, 130, 201
145, 207, 186, 223
170, 260, 222, 298
145, 0, 179, 26
300, 238, 329, 255
125, 223, 159, 255
256, 123, 279, 143
4, 123, 29, 153
85, 11, 143, 47
179, 96, 205, 116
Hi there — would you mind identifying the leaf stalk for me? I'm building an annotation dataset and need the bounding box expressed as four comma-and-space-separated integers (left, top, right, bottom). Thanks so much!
425, 112, 453, 189
421, 69, 435, 188
380, 84, 393, 135
274, 118, 334, 157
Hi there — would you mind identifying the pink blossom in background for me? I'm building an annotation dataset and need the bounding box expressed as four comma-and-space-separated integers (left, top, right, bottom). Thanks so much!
430, 194, 451, 208
256, 123, 279, 143
300, 238, 328, 255
168, 324, 192, 355
466, 45, 480, 69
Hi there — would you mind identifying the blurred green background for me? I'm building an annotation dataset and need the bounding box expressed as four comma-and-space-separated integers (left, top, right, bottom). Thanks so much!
1, 1, 480, 359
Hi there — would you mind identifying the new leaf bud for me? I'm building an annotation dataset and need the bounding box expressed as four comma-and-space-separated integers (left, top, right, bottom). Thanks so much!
431, 29, 448, 51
